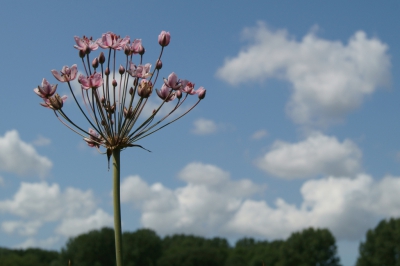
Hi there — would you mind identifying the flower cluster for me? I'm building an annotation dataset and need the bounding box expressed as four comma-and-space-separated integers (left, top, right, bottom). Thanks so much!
34, 31, 206, 164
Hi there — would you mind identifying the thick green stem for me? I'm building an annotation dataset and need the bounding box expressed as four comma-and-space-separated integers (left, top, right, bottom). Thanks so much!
112, 149, 123, 266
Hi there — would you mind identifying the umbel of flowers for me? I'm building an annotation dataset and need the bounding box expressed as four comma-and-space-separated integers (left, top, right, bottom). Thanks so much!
33, 31, 206, 266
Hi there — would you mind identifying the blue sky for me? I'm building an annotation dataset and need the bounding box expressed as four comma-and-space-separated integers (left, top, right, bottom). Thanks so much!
0, 1, 399, 265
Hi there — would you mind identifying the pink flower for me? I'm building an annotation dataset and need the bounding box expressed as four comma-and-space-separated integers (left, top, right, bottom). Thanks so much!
127, 63, 152, 79
83, 128, 103, 148
78, 73, 103, 90
196, 87, 206, 99
156, 84, 176, 102
97, 32, 130, 50
181, 81, 196, 95
158, 31, 170, 47
131, 39, 144, 55
34, 78, 57, 99
74, 36, 98, 54
51, 64, 78, 82
163, 72, 181, 90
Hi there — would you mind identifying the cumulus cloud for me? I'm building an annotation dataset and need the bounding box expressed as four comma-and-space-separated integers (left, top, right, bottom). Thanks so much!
217, 22, 391, 126
0, 130, 52, 178
120, 163, 400, 241
56, 209, 113, 237
15, 236, 60, 249
251, 129, 268, 140
120, 162, 263, 236
192, 118, 218, 135
256, 132, 362, 179
226, 174, 400, 241
0, 182, 112, 237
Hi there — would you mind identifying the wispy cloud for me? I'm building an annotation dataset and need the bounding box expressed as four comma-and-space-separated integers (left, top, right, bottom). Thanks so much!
191, 118, 218, 135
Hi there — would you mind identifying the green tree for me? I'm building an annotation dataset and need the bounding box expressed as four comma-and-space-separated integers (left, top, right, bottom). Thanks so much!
122, 228, 162, 266
158, 234, 229, 266
0, 247, 59, 266
356, 218, 400, 266
279, 227, 341, 266
59, 227, 116, 266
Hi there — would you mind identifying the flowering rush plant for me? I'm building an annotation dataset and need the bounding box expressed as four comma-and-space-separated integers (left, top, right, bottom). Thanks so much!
33, 31, 205, 266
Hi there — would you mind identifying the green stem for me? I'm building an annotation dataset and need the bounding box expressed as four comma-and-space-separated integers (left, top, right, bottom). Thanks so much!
112, 148, 123, 266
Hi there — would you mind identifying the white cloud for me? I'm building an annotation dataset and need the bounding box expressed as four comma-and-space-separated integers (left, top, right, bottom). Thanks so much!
119, 162, 400, 242
217, 22, 391, 126
192, 118, 218, 135
0, 130, 52, 178
251, 129, 268, 140
226, 174, 400, 241
2, 220, 42, 236
120, 162, 263, 236
256, 132, 362, 179
56, 209, 113, 237
15, 236, 60, 250
0, 182, 112, 238
32, 135, 51, 146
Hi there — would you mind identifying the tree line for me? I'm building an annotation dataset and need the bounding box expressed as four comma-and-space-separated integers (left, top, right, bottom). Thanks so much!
1, 217, 400, 266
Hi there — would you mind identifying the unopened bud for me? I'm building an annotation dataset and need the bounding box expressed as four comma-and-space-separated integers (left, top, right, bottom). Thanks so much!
99, 52, 105, 64
129, 87, 134, 95
79, 50, 85, 58
176, 90, 182, 99
119, 65, 125, 75
112, 79, 117, 87
124, 44, 132, 56
105, 68, 110, 76
133, 78, 138, 87
100, 97, 106, 104
197, 88, 206, 100
92, 58, 99, 69
156, 59, 162, 70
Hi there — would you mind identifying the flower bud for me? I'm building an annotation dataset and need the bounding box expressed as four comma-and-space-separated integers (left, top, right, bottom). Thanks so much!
124, 107, 134, 118
124, 44, 132, 56
176, 90, 182, 99
197, 87, 206, 100
112, 79, 117, 87
158, 31, 171, 47
133, 78, 138, 87
119, 65, 125, 75
79, 50, 85, 58
129, 87, 134, 95
99, 52, 105, 64
105, 67, 110, 76
100, 97, 106, 104
156, 59, 162, 70
92, 58, 99, 69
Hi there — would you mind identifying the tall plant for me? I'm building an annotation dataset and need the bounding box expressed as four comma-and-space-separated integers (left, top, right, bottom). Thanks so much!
33, 31, 206, 266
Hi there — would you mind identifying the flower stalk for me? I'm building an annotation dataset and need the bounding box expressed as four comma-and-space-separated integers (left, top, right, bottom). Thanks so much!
112, 148, 122, 266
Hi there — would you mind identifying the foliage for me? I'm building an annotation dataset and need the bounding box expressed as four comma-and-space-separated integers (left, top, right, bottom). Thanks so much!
122, 228, 162, 266
356, 218, 400, 266
0, 247, 59, 266
278, 227, 341, 266
157, 234, 229, 266
0, 226, 343, 266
